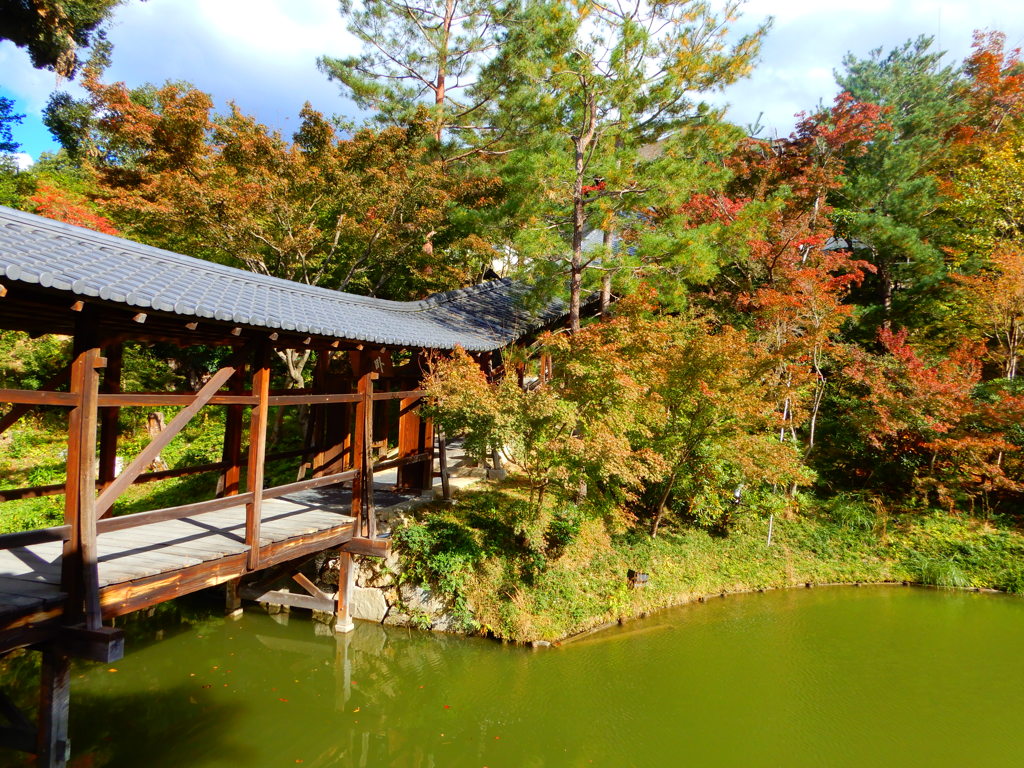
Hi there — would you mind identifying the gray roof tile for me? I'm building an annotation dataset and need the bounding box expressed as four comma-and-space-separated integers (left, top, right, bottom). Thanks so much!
0, 206, 565, 351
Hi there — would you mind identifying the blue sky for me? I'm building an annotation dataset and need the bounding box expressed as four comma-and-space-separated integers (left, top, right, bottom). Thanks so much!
1, 0, 1022, 165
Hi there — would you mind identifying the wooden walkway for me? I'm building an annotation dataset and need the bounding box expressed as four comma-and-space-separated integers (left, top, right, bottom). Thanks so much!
0, 483, 426, 633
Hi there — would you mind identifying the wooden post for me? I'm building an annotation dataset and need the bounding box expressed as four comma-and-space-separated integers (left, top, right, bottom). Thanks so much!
436, 427, 451, 501
417, 414, 434, 493
309, 352, 331, 478
334, 551, 356, 634
396, 391, 422, 493
351, 371, 377, 539
225, 578, 243, 619
217, 361, 247, 496
62, 324, 103, 630
97, 342, 121, 495
245, 345, 271, 571
36, 647, 70, 768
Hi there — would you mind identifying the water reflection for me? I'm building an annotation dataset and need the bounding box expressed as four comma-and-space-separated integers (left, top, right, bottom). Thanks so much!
19, 587, 1024, 768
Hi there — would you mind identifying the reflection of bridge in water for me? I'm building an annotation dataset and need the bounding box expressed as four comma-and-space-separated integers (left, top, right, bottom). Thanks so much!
0, 205, 565, 766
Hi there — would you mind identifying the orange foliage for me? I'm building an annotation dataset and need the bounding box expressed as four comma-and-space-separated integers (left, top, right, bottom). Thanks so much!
28, 182, 119, 236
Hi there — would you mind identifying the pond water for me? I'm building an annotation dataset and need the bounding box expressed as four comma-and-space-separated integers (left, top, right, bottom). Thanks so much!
17, 586, 1024, 767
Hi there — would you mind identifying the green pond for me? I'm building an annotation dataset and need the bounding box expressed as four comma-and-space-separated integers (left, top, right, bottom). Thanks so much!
11, 586, 1024, 767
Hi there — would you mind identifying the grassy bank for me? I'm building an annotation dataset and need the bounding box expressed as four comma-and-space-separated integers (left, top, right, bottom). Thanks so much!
393, 483, 1024, 643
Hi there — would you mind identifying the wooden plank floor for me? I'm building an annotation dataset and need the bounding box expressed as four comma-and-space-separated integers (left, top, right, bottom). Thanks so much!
0, 485, 391, 625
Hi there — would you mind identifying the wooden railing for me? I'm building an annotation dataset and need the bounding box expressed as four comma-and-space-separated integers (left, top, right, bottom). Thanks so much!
0, 347, 432, 625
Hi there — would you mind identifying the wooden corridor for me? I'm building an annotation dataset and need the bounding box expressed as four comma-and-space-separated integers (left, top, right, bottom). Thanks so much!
0, 489, 359, 626
0, 205, 540, 767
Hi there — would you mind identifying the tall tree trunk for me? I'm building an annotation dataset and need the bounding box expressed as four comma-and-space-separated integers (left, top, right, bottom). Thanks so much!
600, 227, 615, 316
568, 90, 597, 334
434, 0, 455, 142
878, 255, 893, 330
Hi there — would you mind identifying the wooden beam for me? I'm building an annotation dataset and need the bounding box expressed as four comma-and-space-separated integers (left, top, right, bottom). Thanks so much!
351, 371, 377, 539
339, 537, 389, 558
55, 626, 124, 663
97, 342, 122, 495
0, 365, 73, 436
292, 571, 332, 602
77, 345, 103, 629
94, 360, 241, 518
239, 587, 334, 613
217, 361, 248, 497
0, 389, 77, 407
36, 647, 70, 768
245, 345, 271, 570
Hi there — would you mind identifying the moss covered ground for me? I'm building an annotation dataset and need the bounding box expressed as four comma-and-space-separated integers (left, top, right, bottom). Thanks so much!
393, 482, 1024, 643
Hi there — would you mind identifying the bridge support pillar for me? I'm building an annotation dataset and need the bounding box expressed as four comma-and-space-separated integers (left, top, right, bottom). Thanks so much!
225, 578, 243, 619
36, 647, 71, 768
334, 551, 356, 633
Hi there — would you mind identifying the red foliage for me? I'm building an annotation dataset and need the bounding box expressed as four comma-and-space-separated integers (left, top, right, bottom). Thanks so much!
842, 328, 1023, 506
28, 183, 120, 236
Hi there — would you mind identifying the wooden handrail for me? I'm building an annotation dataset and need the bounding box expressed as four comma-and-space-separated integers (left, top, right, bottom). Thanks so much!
262, 470, 357, 500
0, 525, 71, 549
371, 452, 431, 473
372, 389, 424, 401
0, 389, 78, 406
268, 393, 361, 405
97, 393, 259, 406
96, 492, 256, 534
0, 446, 322, 504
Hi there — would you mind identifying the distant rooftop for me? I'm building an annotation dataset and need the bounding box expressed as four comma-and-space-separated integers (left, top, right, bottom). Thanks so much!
0, 205, 566, 351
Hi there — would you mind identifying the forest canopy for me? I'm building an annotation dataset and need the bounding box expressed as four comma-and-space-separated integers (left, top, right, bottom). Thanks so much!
1, 3, 1023, 540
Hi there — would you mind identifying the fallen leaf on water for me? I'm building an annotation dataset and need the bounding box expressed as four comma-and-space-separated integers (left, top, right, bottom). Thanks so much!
444, 705, 450, 709
202, 685, 211, 689
279, 698, 289, 703
353, 707, 360, 713
107, 668, 117, 673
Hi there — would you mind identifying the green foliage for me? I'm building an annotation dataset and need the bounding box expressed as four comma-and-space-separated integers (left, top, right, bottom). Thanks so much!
402, 486, 1024, 642
833, 36, 964, 336
0, 0, 120, 76
0, 96, 24, 154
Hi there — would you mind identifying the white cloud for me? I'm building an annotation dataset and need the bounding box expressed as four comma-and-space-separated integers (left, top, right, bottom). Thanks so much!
12, 152, 33, 170
3, 0, 1024, 147
713, 0, 1024, 136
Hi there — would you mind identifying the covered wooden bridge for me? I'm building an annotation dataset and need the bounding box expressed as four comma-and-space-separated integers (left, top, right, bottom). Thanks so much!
0, 205, 564, 765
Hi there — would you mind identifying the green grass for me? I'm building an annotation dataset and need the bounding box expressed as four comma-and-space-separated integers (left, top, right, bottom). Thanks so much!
392, 483, 1024, 643
0, 406, 308, 534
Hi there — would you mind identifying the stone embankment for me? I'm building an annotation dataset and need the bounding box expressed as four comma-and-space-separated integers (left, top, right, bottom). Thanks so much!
316, 446, 486, 632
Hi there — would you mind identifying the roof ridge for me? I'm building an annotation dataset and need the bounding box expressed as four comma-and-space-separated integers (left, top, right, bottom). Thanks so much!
0, 205, 438, 314
0, 205, 561, 351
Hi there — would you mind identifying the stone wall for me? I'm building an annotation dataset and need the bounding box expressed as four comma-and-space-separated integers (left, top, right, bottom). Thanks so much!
320, 548, 465, 632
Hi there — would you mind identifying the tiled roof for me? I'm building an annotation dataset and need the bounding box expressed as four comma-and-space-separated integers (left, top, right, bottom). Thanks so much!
0, 205, 565, 351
